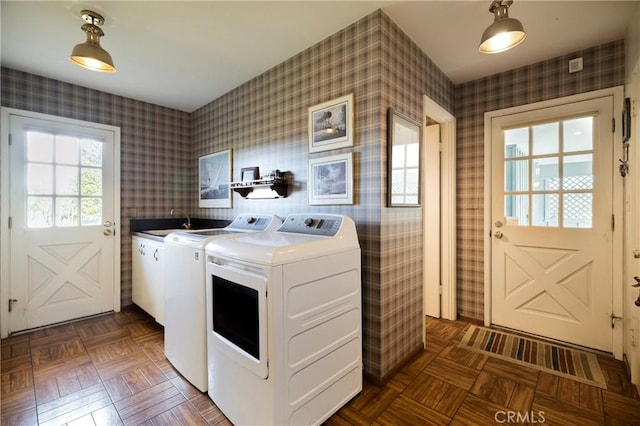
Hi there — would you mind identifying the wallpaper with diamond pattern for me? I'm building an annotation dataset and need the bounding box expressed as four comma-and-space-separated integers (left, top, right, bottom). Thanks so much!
454, 39, 625, 320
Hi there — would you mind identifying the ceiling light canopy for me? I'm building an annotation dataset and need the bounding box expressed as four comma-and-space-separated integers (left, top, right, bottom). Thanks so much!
69, 10, 116, 73
479, 0, 526, 54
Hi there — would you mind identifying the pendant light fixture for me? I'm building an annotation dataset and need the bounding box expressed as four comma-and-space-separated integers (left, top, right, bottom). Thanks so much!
479, 0, 526, 54
69, 10, 116, 72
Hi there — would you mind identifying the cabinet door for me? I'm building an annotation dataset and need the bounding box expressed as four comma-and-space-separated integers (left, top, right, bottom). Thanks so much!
146, 241, 165, 326
131, 236, 154, 316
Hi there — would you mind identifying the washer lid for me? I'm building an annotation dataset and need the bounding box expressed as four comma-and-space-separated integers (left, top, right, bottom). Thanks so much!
165, 213, 282, 247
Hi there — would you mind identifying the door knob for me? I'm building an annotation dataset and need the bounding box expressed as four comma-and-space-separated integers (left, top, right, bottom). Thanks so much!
103, 229, 112, 236
494, 230, 503, 239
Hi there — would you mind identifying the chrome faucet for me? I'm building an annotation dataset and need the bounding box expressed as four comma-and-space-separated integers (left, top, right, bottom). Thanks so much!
170, 208, 191, 229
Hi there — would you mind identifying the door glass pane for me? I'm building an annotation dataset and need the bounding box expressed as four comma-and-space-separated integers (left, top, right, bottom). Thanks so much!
27, 196, 53, 228
564, 117, 593, 152
27, 131, 53, 163
56, 166, 79, 195
81, 198, 102, 225
505, 160, 529, 191
563, 193, 592, 228
532, 194, 558, 227
532, 157, 558, 191
504, 127, 528, 158
532, 122, 559, 155
55, 136, 79, 165
405, 168, 419, 194
56, 197, 79, 227
27, 164, 53, 194
81, 168, 102, 196
406, 144, 419, 167
392, 145, 405, 168
404, 195, 418, 204
505, 194, 529, 226
563, 154, 592, 190
391, 169, 405, 195
24, 130, 103, 229
81, 139, 102, 166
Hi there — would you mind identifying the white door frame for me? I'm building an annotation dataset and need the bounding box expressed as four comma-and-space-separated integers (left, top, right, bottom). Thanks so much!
483, 87, 624, 359
423, 95, 456, 327
0, 107, 122, 338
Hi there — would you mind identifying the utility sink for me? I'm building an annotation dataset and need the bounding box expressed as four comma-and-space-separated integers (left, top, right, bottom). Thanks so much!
140, 228, 218, 237
141, 229, 188, 237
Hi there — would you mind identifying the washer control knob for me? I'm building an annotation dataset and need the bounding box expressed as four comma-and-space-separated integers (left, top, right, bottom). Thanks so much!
246, 217, 256, 224
304, 218, 314, 227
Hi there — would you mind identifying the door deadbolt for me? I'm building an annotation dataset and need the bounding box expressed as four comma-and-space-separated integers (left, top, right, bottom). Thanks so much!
494, 220, 503, 228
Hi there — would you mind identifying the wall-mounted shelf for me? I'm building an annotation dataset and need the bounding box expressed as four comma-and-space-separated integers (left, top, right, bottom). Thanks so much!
231, 177, 288, 199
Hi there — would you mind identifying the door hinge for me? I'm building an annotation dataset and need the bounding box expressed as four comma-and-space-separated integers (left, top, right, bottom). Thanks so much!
8, 216, 12, 229
611, 214, 615, 231
439, 285, 443, 295
8, 299, 17, 312
612, 118, 615, 133
8, 133, 12, 146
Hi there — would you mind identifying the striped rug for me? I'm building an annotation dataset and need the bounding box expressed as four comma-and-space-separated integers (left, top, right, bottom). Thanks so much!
458, 325, 607, 389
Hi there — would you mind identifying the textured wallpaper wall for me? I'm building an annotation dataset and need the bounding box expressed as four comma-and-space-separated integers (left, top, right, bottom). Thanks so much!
1, 68, 193, 307
191, 10, 454, 380
379, 11, 454, 379
2, 18, 624, 383
454, 40, 626, 320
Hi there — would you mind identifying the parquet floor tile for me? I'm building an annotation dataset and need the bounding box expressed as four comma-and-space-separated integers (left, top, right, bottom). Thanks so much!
1, 308, 638, 425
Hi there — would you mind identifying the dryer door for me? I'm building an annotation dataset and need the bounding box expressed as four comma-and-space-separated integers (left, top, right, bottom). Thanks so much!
207, 261, 269, 379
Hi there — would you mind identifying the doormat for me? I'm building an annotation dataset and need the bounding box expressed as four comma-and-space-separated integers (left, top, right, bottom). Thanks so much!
458, 325, 607, 389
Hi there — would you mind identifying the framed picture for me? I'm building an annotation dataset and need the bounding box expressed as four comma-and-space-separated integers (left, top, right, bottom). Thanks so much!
308, 93, 353, 152
388, 109, 421, 207
199, 149, 232, 208
308, 153, 353, 205
241, 167, 259, 182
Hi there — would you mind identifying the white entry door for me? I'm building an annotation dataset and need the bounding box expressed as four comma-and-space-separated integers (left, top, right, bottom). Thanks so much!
490, 95, 616, 352
5, 110, 119, 333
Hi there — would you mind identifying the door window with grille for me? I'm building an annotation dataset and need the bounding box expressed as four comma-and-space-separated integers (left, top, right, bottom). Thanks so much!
26, 131, 103, 228
503, 116, 593, 228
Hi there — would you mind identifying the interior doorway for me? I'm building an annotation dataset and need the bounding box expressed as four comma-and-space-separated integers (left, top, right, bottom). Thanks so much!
422, 95, 456, 332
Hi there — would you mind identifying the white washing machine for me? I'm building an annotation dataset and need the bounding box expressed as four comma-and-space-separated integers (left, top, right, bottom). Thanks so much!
205, 213, 362, 425
164, 213, 282, 392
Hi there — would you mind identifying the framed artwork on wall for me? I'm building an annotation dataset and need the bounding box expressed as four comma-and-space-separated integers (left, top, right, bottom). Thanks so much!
308, 152, 353, 205
388, 108, 421, 207
308, 93, 353, 153
199, 149, 232, 208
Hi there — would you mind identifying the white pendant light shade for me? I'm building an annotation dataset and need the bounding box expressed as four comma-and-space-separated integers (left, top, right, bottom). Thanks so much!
479, 0, 526, 54
69, 10, 116, 73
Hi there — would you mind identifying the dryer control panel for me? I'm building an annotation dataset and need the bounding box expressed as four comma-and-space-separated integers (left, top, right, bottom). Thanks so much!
278, 214, 342, 237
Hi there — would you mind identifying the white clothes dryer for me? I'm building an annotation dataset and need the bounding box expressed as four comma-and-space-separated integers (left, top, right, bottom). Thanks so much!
163, 214, 282, 392
205, 213, 362, 425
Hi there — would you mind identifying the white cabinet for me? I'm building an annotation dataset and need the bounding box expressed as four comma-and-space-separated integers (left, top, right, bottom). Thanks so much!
132, 235, 165, 325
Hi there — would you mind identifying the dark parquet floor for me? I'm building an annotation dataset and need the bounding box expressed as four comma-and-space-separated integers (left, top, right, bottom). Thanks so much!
2, 306, 639, 425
